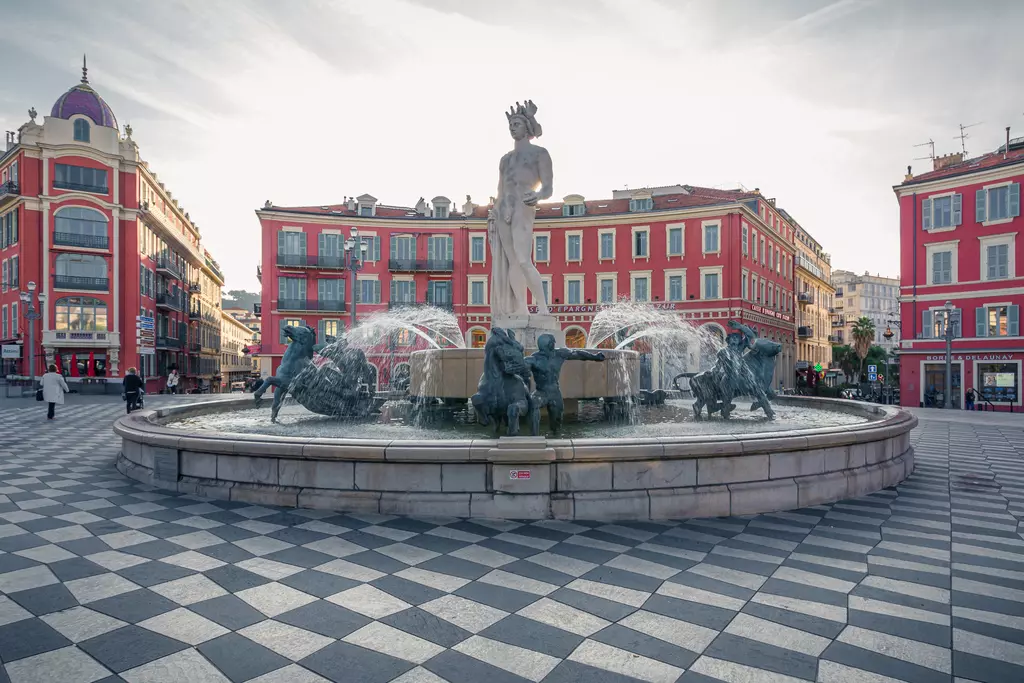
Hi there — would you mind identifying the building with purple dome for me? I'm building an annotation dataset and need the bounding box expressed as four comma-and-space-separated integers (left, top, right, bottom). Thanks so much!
0, 58, 226, 393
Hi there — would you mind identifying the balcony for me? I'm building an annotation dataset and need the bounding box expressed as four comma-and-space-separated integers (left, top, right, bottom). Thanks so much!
276, 253, 348, 270
204, 257, 223, 283
0, 180, 18, 205
828, 334, 842, 344
53, 179, 108, 194
155, 293, 184, 311
42, 330, 120, 348
277, 298, 346, 313
832, 319, 846, 327
388, 258, 454, 272
189, 342, 202, 353
189, 308, 201, 320
54, 275, 109, 291
156, 335, 184, 350
798, 326, 813, 338
53, 232, 109, 250
155, 256, 182, 280
188, 282, 202, 293
798, 292, 813, 305
388, 299, 454, 311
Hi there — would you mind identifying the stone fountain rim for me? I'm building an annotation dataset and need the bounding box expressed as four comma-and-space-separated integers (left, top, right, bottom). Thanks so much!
115, 395, 915, 463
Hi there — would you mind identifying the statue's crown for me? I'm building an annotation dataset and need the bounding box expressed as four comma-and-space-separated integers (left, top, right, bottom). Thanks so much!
505, 99, 538, 121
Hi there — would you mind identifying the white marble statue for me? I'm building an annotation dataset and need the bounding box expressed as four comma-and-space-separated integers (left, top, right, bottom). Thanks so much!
489, 100, 553, 319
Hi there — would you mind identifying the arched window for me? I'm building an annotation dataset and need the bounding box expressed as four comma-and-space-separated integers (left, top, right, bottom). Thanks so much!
565, 327, 586, 348
54, 206, 108, 248
73, 119, 90, 142
470, 329, 487, 349
54, 296, 107, 331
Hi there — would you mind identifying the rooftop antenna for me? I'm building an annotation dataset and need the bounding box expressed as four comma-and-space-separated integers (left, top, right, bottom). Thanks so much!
954, 122, 983, 156
913, 138, 935, 161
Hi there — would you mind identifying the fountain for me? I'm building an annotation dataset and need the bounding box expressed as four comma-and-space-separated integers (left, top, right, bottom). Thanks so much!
113, 100, 916, 520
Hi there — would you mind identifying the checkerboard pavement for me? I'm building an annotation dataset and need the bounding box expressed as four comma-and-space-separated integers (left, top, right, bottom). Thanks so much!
1, 401, 1023, 682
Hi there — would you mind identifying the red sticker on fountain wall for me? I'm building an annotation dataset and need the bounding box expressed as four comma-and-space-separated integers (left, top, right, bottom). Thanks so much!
509, 470, 531, 480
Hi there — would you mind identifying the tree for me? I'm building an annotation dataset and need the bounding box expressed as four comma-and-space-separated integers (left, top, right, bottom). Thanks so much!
832, 345, 858, 384
851, 317, 876, 381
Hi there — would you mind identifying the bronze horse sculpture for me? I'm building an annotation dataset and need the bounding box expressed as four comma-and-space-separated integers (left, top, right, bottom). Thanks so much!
471, 328, 536, 436
253, 324, 317, 422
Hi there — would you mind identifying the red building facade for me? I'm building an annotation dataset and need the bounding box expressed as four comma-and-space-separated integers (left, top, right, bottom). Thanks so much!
0, 62, 224, 393
896, 139, 1024, 410
257, 185, 801, 390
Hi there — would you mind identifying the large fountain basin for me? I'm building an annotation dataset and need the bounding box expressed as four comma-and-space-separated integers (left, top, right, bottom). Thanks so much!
409, 348, 640, 399
114, 396, 916, 520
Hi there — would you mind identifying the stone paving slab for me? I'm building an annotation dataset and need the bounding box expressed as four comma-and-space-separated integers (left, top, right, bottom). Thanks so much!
0, 397, 1022, 682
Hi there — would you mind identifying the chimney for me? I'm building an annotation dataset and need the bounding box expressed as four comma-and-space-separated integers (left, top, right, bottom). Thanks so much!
905, 165, 913, 181
1006, 126, 1011, 160
933, 152, 964, 171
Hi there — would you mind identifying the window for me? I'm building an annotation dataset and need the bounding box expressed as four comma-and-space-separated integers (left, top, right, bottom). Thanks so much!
565, 328, 586, 348
668, 275, 683, 301
534, 234, 549, 262
775, 247, 781, 273
427, 281, 452, 306
357, 279, 381, 303
566, 278, 582, 304
54, 206, 107, 247
563, 203, 585, 217
931, 251, 952, 284
752, 231, 758, 261
976, 304, 1019, 337
278, 276, 306, 303
390, 279, 415, 303
54, 296, 108, 331
977, 183, 1020, 223
73, 119, 90, 142
742, 224, 749, 256
317, 233, 342, 267
277, 231, 306, 263
359, 205, 373, 217
319, 319, 341, 342
566, 233, 581, 261
599, 231, 615, 259
633, 229, 648, 258
55, 253, 106, 282
760, 237, 766, 265
540, 279, 550, 304
470, 235, 486, 263
471, 329, 487, 348
470, 280, 485, 305
767, 243, 773, 269
923, 307, 960, 339
1, 260, 6, 291
703, 223, 720, 254
600, 277, 615, 303
54, 163, 108, 193
1, 210, 17, 248
391, 235, 414, 260
317, 278, 341, 302
427, 235, 453, 264
923, 194, 961, 230
629, 197, 653, 212
742, 272, 748, 301
759, 280, 765, 304
10, 302, 16, 335
3, 306, 9, 339
703, 273, 720, 299
632, 276, 649, 302
360, 235, 381, 262
668, 225, 683, 256
433, 205, 449, 219
986, 244, 1009, 280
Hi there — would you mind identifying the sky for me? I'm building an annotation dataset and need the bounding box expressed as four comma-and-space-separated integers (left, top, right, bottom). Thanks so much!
2, 0, 1023, 292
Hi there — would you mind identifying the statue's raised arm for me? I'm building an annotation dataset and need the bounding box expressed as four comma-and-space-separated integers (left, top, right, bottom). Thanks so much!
558, 347, 605, 362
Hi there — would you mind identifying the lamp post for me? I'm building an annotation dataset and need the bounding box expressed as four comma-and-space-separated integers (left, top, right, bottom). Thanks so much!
344, 227, 367, 330
882, 319, 901, 405
18, 281, 45, 392
943, 300, 955, 409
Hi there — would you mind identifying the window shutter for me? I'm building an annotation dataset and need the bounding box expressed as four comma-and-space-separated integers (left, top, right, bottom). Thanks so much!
1010, 183, 1021, 218
922, 198, 932, 229
298, 233, 306, 255
952, 193, 962, 226
374, 280, 381, 303
976, 189, 987, 222
427, 237, 436, 261
389, 235, 397, 261
976, 307, 987, 337
390, 279, 396, 302
447, 236, 453, 260
922, 310, 933, 338
277, 231, 285, 255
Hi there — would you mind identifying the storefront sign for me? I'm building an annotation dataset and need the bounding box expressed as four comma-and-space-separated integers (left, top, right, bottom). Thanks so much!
925, 354, 1013, 361
1, 345, 20, 359
528, 302, 679, 314
748, 304, 792, 323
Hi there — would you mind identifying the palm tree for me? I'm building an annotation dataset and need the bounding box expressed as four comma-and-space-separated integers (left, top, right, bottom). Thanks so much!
832, 344, 858, 384
851, 317, 876, 381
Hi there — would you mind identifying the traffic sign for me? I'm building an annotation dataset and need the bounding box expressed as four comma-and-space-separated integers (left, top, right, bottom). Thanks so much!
878, 374, 885, 382
868, 372, 878, 382
867, 365, 877, 374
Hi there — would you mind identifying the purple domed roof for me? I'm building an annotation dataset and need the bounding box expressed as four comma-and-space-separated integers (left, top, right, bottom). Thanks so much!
49, 57, 117, 129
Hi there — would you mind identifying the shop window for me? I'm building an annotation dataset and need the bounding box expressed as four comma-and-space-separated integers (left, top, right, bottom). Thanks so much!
978, 363, 1019, 404
471, 329, 487, 348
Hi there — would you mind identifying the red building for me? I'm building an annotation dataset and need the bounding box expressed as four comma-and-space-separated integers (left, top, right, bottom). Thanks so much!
257, 185, 800, 390
896, 136, 1024, 410
0, 60, 225, 393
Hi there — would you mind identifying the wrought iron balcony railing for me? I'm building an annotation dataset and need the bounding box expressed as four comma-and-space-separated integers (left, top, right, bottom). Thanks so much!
388, 258, 454, 272
53, 232, 109, 249
54, 275, 109, 291
277, 298, 346, 312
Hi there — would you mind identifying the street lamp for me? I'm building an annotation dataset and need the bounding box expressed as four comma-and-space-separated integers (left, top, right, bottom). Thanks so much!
943, 300, 956, 409
344, 227, 367, 330
18, 281, 45, 392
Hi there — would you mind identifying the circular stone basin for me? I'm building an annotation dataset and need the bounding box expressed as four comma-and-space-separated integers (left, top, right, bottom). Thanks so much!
409, 348, 640, 400
114, 396, 917, 521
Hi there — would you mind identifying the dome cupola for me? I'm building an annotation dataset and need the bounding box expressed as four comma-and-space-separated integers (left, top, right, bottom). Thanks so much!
49, 55, 117, 129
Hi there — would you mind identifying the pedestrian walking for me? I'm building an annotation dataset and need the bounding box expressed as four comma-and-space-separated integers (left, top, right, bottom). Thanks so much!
123, 367, 145, 414
166, 369, 179, 395
41, 364, 69, 420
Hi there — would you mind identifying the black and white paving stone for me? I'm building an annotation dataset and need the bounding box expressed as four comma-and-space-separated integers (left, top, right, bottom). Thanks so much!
1, 398, 1023, 682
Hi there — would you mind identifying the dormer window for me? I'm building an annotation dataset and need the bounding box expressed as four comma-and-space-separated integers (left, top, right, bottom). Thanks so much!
359, 205, 373, 217
73, 119, 90, 142
356, 194, 377, 217
431, 196, 451, 219
629, 197, 653, 212
562, 194, 586, 217
434, 206, 449, 218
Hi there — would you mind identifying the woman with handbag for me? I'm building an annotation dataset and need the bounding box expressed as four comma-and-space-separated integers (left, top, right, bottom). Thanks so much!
40, 364, 70, 420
